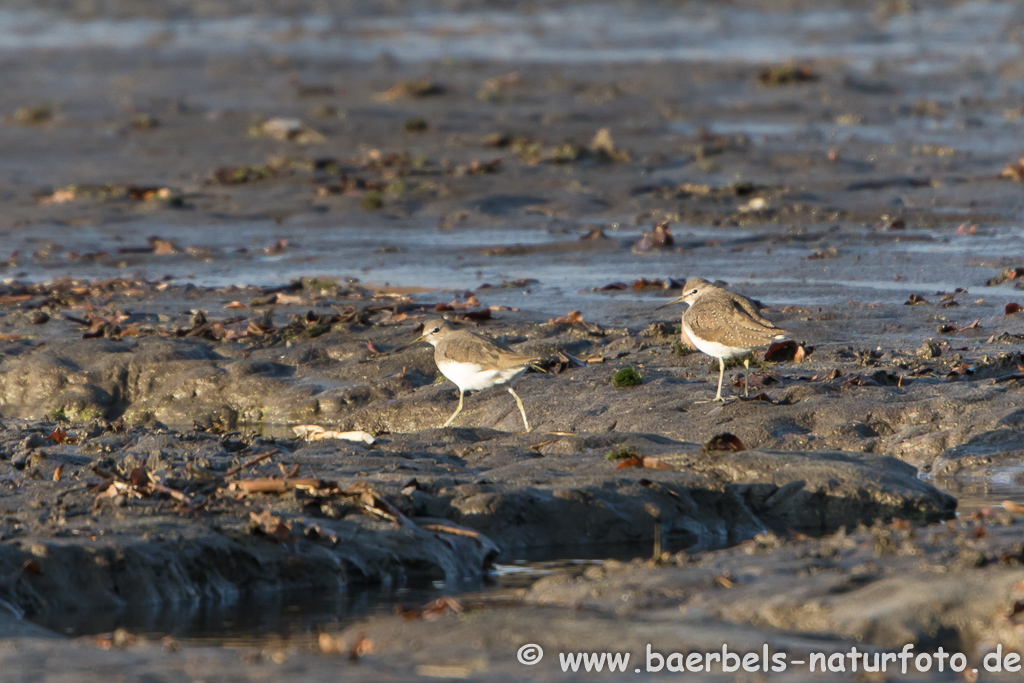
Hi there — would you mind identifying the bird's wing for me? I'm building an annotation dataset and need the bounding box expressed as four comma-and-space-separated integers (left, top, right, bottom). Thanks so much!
439, 331, 539, 368
685, 298, 786, 348
731, 292, 778, 329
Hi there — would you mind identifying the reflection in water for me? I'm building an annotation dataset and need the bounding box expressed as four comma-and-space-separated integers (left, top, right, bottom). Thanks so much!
35, 582, 453, 644
27, 477, 1006, 645
31, 541, 673, 643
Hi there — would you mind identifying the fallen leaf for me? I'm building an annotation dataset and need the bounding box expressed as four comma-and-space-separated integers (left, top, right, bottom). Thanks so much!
632, 221, 674, 253
763, 340, 813, 362
150, 238, 178, 255
703, 433, 746, 452
738, 392, 774, 403
349, 635, 374, 661
1001, 158, 1024, 181
549, 310, 584, 325
1004, 500, 1024, 514
1006, 303, 1023, 315
812, 368, 843, 381
265, 239, 289, 255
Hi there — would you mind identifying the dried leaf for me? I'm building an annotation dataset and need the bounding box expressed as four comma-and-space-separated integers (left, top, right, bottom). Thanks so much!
1004, 500, 1024, 514
632, 221, 674, 253
549, 310, 584, 325
763, 340, 813, 362
349, 635, 374, 661
703, 433, 746, 453
738, 392, 774, 403
812, 368, 843, 381
1007, 303, 1023, 315
1001, 158, 1024, 181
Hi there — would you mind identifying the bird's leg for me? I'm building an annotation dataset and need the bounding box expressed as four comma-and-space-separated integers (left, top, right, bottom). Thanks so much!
715, 357, 726, 401
508, 387, 531, 432
442, 390, 464, 428
695, 357, 731, 404
744, 357, 751, 397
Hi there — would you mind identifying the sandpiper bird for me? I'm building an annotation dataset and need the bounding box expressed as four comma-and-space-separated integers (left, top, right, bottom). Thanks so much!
657, 278, 786, 402
413, 318, 539, 431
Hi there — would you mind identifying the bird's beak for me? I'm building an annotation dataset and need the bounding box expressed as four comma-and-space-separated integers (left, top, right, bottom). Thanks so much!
392, 335, 426, 353
655, 295, 686, 311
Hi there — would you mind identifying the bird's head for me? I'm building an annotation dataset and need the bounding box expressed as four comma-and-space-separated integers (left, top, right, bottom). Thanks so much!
655, 277, 714, 310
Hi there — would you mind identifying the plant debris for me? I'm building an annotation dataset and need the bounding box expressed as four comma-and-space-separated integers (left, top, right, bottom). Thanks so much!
375, 79, 444, 101
703, 433, 746, 453
292, 425, 375, 444
632, 221, 674, 253
757, 63, 819, 86
763, 341, 813, 362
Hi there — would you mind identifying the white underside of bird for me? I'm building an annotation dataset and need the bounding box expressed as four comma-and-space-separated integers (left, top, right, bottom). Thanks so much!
437, 361, 527, 392
683, 323, 751, 359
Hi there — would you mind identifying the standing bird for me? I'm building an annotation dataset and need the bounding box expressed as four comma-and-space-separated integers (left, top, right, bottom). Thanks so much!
412, 318, 539, 431
657, 278, 786, 402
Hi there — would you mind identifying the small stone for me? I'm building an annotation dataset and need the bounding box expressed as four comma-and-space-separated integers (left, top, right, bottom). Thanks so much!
20, 433, 46, 450
27, 310, 50, 325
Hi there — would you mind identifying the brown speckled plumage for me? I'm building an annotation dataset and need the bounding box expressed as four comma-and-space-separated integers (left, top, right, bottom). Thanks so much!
659, 278, 787, 401
417, 318, 539, 430
682, 282, 784, 351
429, 326, 539, 370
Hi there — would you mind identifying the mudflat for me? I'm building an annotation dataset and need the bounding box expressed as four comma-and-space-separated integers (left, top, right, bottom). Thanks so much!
3, 0, 1024, 680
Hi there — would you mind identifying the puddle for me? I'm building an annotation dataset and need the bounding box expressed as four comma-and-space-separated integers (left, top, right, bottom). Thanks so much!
932, 464, 1024, 514
25, 533, 693, 643
29, 555, 649, 644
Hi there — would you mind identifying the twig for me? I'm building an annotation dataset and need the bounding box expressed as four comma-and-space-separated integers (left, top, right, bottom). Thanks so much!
224, 450, 277, 477
419, 523, 481, 538
230, 478, 331, 494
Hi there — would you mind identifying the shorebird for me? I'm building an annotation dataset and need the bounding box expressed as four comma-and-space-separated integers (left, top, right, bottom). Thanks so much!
412, 318, 539, 431
657, 278, 786, 402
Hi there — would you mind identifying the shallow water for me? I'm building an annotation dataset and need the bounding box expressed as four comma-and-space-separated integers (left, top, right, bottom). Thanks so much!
29, 556, 623, 643
0, 2, 1019, 73
6, 219, 1024, 333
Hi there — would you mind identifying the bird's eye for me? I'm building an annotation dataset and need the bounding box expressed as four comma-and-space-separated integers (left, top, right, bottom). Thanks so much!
431, 327, 440, 333
688, 288, 699, 295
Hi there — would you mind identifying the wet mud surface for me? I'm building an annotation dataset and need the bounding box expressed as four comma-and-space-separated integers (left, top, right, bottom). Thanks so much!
5, 0, 1024, 679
